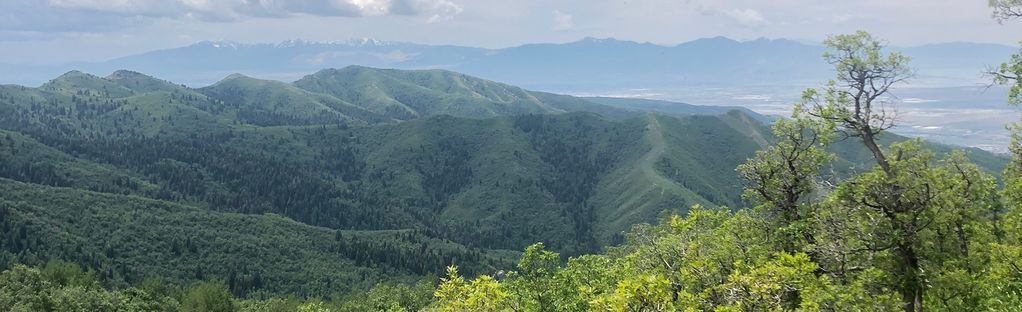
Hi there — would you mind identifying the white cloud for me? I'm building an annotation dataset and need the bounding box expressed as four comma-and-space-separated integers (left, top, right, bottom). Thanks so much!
680, 1, 769, 28
49, 0, 184, 15
724, 8, 768, 28
3, 0, 1022, 65
552, 10, 573, 31
391, 0, 462, 22
40, 0, 461, 23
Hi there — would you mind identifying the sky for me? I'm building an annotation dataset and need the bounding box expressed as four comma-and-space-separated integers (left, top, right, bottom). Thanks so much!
1, 0, 1021, 65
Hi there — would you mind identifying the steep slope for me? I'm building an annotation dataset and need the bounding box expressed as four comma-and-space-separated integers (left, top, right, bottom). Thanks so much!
340, 113, 647, 252
589, 115, 711, 241
588, 113, 772, 243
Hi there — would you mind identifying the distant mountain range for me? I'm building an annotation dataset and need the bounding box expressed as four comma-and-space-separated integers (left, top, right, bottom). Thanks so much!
2, 37, 1017, 89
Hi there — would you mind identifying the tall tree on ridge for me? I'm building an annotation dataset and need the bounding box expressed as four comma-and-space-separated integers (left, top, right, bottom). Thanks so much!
800, 31, 931, 312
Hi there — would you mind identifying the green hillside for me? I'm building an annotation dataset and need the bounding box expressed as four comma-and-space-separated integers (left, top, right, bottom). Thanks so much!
198, 74, 370, 126
0, 67, 1009, 300
0, 178, 510, 298
106, 69, 189, 93
291, 66, 635, 120
39, 71, 136, 98
292, 66, 551, 119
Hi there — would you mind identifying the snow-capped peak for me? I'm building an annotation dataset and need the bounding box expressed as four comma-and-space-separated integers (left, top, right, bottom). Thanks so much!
276, 39, 309, 48
195, 40, 242, 49
343, 37, 391, 47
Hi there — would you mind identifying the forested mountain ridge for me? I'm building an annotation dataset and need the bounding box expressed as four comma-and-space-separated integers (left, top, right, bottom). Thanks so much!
292, 66, 563, 120
0, 66, 1009, 304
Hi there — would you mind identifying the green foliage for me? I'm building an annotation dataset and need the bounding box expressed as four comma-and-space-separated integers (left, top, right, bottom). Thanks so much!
432, 207, 903, 311
990, 0, 1021, 104
505, 243, 566, 311
432, 266, 510, 312
993, 47, 1022, 105
40, 260, 100, 289
803, 31, 913, 169
737, 112, 833, 252
0, 67, 821, 257
0, 66, 1005, 273
332, 278, 437, 312
0, 262, 177, 312
291, 66, 623, 121
182, 281, 235, 312
0, 177, 509, 297
0, 59, 1019, 312
590, 274, 673, 312
421, 31, 1022, 312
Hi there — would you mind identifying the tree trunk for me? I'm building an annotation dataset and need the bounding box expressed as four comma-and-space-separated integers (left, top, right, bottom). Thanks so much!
956, 221, 969, 259
861, 130, 891, 174
897, 241, 924, 312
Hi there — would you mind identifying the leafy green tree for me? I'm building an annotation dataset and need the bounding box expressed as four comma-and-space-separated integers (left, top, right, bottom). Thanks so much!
828, 141, 1001, 310
928, 151, 1000, 264
0, 265, 52, 311
981, 244, 1022, 310
41, 259, 99, 289
235, 298, 300, 312
553, 255, 624, 311
0, 262, 177, 312
737, 111, 833, 253
1007, 124, 1022, 208
297, 301, 332, 312
715, 252, 900, 312
991, 0, 1022, 208
118, 287, 179, 312
988, 36, 1021, 106
182, 281, 235, 312
589, 274, 674, 312
48, 285, 120, 312
643, 207, 774, 309
432, 266, 510, 312
799, 31, 928, 311
972, 4, 1022, 311
505, 243, 562, 312
581, 206, 899, 311
333, 278, 437, 312
802, 31, 912, 174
